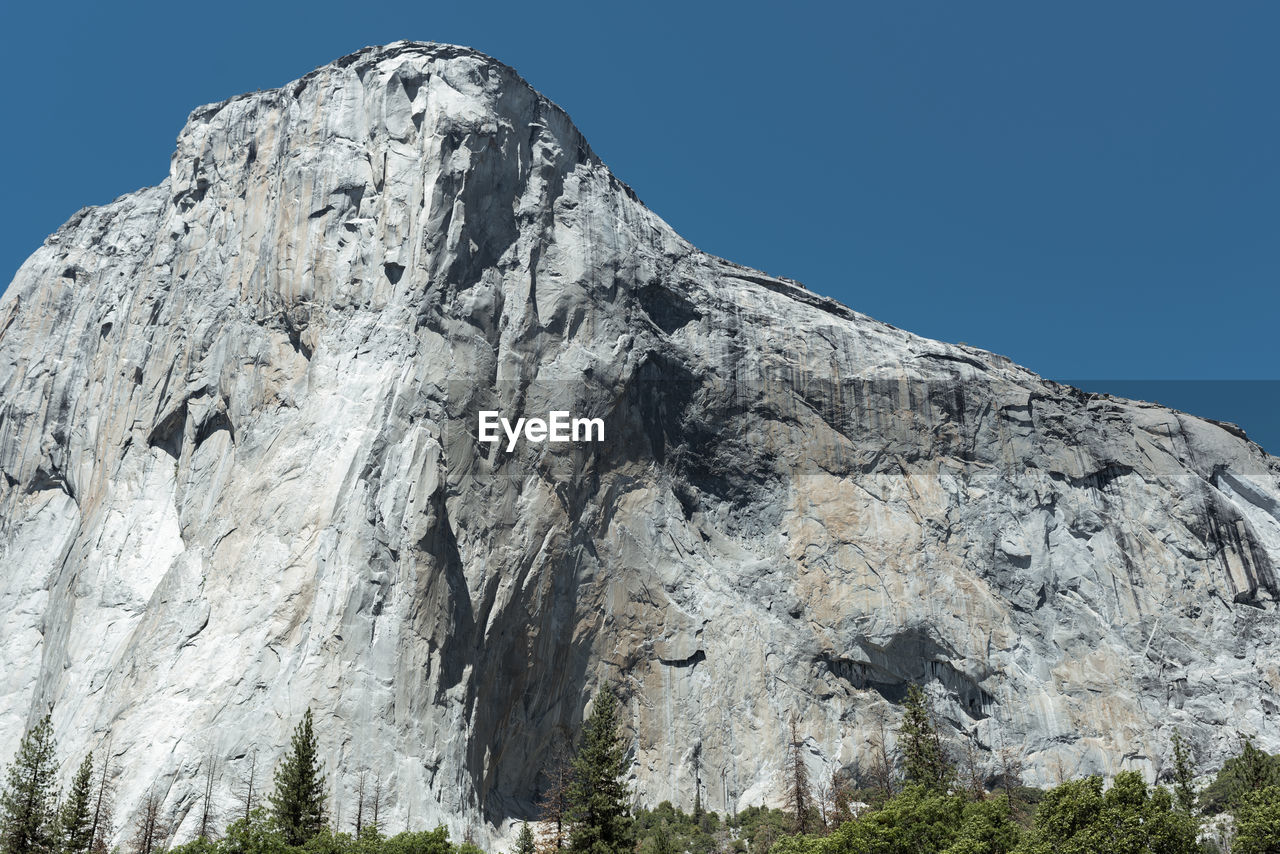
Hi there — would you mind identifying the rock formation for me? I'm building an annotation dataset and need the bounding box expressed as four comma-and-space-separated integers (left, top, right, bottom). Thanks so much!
1, 40, 1277, 844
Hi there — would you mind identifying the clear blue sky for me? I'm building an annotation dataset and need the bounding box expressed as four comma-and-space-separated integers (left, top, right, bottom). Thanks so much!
3, 2, 1277, 449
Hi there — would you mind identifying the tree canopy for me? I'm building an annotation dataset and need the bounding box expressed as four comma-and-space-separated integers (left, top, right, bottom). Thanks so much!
565, 689, 634, 854
269, 710, 328, 846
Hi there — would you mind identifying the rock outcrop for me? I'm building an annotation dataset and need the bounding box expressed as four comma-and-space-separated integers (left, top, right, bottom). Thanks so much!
1, 40, 1278, 845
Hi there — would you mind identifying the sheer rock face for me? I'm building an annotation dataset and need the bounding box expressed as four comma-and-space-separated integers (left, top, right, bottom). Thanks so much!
1, 40, 1278, 843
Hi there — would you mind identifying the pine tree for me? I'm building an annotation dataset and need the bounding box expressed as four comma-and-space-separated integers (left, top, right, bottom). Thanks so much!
514, 822, 536, 854
900, 684, 952, 790
58, 754, 94, 854
269, 709, 328, 846
565, 688, 634, 854
652, 824, 674, 854
1171, 729, 1196, 814
785, 714, 813, 833
1239, 738, 1279, 793
0, 714, 61, 854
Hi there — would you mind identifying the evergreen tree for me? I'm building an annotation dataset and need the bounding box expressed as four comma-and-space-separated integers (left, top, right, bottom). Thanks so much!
1017, 772, 1196, 854
58, 754, 94, 854
1233, 786, 1280, 854
651, 824, 673, 854
270, 709, 328, 846
514, 822, 535, 854
565, 689, 634, 854
1170, 729, 1196, 814
0, 714, 61, 854
899, 684, 952, 791
813, 786, 1020, 854
1201, 737, 1280, 814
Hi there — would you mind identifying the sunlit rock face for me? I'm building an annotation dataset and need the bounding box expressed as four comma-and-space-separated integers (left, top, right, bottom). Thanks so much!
1, 40, 1278, 845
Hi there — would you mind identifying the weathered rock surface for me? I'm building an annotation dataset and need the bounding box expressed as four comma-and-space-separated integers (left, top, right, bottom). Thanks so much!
1, 40, 1278, 845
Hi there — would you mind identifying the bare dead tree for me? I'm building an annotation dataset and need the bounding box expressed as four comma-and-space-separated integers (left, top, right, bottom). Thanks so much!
867, 714, 898, 801
198, 754, 218, 839
786, 713, 814, 834
1051, 753, 1068, 787
990, 730, 1024, 812
814, 774, 830, 832
354, 771, 367, 837
90, 743, 115, 854
830, 768, 855, 826
371, 777, 383, 830
960, 737, 986, 800
536, 748, 573, 854
131, 789, 166, 854
237, 751, 258, 823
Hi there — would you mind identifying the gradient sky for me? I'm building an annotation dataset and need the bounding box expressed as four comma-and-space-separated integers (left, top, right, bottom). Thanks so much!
2, 2, 1276, 447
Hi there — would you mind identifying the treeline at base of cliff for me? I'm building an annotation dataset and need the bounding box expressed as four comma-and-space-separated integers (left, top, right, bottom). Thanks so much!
4, 686, 1279, 854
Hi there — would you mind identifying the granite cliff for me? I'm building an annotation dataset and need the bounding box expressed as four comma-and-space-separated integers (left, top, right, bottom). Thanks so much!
1, 41, 1278, 845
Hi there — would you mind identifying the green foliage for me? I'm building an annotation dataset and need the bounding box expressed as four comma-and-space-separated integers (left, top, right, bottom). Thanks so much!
1232, 786, 1280, 854
815, 786, 1018, 854
269, 709, 328, 846
826, 785, 965, 853
899, 686, 953, 791
0, 714, 61, 854
565, 689, 634, 854
767, 833, 821, 854
168, 836, 220, 854
943, 798, 1022, 854
650, 823, 673, 854
764, 786, 1020, 854
58, 753, 94, 854
1013, 771, 1196, 854
1170, 730, 1196, 815
635, 803, 701, 854
219, 808, 290, 854
727, 805, 792, 854
300, 826, 385, 854
168, 820, 469, 854
1201, 738, 1280, 815
512, 823, 534, 854
1001, 788, 1044, 830
381, 827, 454, 854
